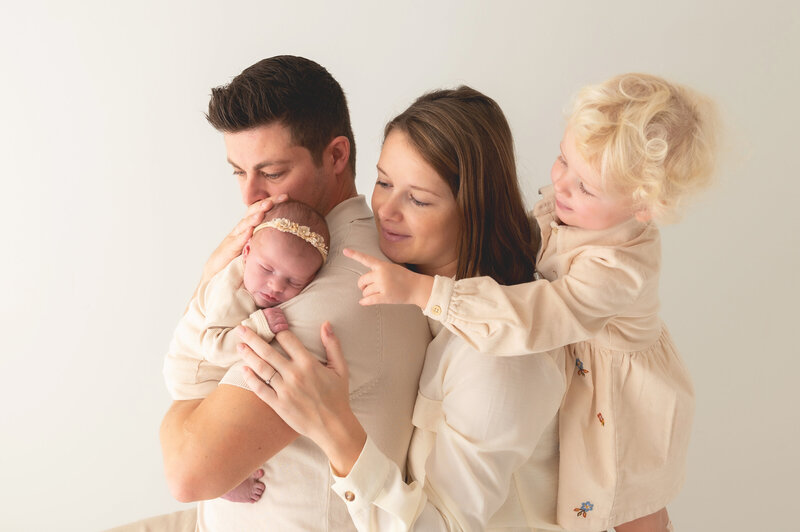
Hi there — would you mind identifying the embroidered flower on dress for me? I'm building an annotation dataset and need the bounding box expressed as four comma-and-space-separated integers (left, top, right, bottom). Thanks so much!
574, 501, 594, 518
575, 358, 589, 376
597, 412, 605, 426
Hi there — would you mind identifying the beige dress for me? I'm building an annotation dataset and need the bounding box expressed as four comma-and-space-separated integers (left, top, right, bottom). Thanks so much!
423, 186, 694, 531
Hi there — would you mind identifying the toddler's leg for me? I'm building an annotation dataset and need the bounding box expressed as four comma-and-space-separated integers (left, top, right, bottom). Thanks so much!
614, 507, 671, 532
220, 468, 266, 503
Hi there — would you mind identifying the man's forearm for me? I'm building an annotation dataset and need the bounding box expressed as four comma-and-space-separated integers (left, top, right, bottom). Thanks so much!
160, 385, 299, 502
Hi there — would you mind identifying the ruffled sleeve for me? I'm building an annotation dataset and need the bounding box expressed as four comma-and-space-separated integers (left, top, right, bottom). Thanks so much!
424, 247, 647, 355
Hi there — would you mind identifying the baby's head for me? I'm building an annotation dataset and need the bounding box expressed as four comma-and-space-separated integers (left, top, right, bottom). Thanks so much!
555, 73, 718, 227
242, 200, 330, 308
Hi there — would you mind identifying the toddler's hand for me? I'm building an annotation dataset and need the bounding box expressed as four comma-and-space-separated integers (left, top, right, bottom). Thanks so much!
264, 307, 289, 334
343, 248, 434, 309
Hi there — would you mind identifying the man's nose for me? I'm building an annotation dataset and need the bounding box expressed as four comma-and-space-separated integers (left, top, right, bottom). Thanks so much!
242, 173, 268, 205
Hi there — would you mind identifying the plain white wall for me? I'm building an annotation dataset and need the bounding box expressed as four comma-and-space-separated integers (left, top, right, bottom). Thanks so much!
1, 1, 797, 530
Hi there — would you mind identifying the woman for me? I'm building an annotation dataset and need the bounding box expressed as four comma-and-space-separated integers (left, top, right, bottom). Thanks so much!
236, 87, 566, 530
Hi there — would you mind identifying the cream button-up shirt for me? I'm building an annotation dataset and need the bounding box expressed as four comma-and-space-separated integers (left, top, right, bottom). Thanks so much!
331, 319, 566, 531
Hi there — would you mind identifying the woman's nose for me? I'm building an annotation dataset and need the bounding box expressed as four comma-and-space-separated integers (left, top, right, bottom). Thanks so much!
378, 194, 401, 221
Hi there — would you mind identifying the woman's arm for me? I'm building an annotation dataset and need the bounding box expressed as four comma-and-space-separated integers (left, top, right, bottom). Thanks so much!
238, 324, 564, 531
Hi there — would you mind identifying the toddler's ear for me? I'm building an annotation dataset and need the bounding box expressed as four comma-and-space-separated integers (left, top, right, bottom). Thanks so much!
634, 209, 652, 222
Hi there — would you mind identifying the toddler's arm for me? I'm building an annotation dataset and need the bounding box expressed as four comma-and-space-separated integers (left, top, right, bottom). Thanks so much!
424, 248, 649, 355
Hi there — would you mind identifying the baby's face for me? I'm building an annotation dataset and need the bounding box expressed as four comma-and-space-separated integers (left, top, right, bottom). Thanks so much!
242, 228, 323, 308
550, 127, 637, 230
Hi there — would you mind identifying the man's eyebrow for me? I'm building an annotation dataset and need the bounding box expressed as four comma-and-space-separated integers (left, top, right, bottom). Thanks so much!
227, 158, 291, 169
376, 164, 444, 198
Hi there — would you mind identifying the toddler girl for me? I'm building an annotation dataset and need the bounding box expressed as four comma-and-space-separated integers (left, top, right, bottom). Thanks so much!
349, 73, 717, 531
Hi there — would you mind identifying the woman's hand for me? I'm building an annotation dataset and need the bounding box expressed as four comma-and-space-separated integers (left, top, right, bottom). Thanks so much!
344, 248, 434, 309
238, 323, 367, 476
201, 194, 288, 283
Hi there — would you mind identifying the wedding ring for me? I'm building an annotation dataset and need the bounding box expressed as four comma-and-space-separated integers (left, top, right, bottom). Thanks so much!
266, 369, 279, 387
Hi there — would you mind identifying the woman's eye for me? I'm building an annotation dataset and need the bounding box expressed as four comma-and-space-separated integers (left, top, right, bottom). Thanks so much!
410, 195, 430, 207
375, 179, 391, 188
557, 155, 567, 167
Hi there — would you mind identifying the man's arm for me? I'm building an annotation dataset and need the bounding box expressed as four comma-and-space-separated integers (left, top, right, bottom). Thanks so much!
160, 385, 298, 502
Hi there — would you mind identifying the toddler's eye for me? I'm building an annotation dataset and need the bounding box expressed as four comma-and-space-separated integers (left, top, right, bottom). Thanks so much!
578, 182, 594, 196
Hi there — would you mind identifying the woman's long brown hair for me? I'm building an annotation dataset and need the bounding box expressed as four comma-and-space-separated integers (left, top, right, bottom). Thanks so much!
385, 86, 537, 285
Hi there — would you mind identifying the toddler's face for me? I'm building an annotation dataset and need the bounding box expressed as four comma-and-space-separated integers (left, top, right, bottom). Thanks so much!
550, 127, 637, 231
242, 228, 323, 308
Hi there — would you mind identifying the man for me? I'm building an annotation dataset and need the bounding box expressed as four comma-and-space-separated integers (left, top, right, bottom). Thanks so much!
115, 56, 429, 531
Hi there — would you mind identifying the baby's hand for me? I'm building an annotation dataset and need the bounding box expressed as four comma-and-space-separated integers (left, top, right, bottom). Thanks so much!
263, 307, 289, 334
343, 248, 434, 309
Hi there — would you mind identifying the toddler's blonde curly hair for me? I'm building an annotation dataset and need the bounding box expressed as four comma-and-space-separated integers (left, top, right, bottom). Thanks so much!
569, 73, 718, 222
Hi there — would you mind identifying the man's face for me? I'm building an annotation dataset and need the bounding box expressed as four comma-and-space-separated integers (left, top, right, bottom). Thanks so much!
224, 123, 334, 213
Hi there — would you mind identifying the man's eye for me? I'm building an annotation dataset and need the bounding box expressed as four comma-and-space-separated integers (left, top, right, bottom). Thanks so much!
261, 171, 282, 180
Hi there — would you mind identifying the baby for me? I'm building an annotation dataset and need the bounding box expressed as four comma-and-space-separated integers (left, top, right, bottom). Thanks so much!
163, 199, 329, 502
346, 73, 717, 531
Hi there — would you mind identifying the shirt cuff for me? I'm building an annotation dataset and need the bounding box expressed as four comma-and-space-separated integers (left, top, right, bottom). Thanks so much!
331, 436, 393, 515
219, 362, 251, 391
423, 275, 454, 323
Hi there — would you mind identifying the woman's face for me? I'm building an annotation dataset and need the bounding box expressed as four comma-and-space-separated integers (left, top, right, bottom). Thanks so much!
371, 130, 460, 277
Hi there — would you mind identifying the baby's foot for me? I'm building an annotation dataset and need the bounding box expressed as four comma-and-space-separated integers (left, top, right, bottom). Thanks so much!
221, 468, 265, 503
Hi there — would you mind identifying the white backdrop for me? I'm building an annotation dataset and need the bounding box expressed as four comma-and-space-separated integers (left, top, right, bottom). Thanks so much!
1, 1, 797, 530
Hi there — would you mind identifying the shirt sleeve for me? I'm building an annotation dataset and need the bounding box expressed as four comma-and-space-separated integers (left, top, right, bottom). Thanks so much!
331, 346, 564, 531
423, 248, 647, 355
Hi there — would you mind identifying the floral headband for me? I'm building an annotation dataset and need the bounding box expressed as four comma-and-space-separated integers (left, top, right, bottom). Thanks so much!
253, 218, 328, 262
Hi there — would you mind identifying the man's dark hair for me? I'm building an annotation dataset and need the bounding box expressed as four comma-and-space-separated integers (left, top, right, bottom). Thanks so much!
207, 55, 356, 175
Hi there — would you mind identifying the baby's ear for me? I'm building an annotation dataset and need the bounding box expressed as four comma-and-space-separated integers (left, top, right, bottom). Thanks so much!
242, 240, 252, 260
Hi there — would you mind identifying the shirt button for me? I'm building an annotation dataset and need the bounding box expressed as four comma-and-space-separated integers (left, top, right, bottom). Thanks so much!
431, 304, 442, 316
344, 491, 355, 502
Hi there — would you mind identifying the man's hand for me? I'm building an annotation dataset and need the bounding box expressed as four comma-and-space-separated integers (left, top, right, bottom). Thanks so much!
201, 194, 288, 283
343, 248, 434, 309
263, 307, 288, 334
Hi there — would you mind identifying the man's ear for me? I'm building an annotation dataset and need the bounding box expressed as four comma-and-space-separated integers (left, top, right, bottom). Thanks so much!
326, 135, 351, 175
